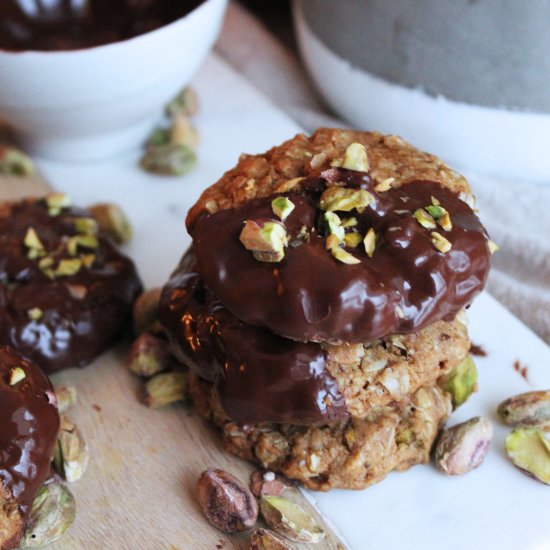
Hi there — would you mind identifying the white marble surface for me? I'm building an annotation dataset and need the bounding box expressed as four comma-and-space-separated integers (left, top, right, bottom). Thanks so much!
36, 54, 550, 550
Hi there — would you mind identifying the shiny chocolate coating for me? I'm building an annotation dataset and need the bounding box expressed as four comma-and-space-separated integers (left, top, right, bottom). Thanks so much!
192, 171, 491, 344
0, 0, 204, 52
0, 198, 142, 373
159, 250, 349, 425
0, 345, 60, 520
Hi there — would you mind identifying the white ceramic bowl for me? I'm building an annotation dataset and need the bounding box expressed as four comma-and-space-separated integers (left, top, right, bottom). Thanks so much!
0, 0, 227, 161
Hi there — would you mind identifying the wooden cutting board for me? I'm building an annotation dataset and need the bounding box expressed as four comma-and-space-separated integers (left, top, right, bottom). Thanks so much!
0, 174, 346, 549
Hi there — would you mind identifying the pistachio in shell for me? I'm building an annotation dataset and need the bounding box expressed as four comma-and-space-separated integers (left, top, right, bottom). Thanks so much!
441, 355, 478, 408
497, 390, 550, 431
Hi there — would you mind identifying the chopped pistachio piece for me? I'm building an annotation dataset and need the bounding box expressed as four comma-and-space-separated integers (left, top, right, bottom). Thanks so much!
271, 197, 295, 221
497, 391, 550, 431
0, 146, 35, 176
239, 220, 287, 263
341, 217, 358, 228
413, 208, 436, 229
67, 235, 99, 256
9, 366, 26, 385
55, 259, 82, 277
140, 143, 197, 176
88, 203, 133, 245
431, 196, 440, 206
374, 177, 394, 192
363, 227, 377, 257
141, 371, 187, 408
505, 427, 550, 484
320, 187, 374, 212
24, 227, 45, 254
38, 257, 54, 271
55, 386, 78, 414
80, 254, 96, 268
128, 332, 172, 377
249, 528, 290, 550
21, 479, 75, 548
54, 416, 89, 482
274, 177, 304, 193
487, 240, 499, 254
46, 193, 71, 216
441, 354, 478, 408
438, 212, 452, 231
425, 204, 446, 219
431, 231, 452, 253
73, 217, 98, 235
341, 142, 369, 172
324, 211, 345, 241
260, 496, 326, 543
330, 245, 361, 265
27, 307, 43, 321
344, 232, 362, 248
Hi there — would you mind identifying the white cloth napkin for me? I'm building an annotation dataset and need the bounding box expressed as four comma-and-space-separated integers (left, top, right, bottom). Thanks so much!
216, 1, 550, 344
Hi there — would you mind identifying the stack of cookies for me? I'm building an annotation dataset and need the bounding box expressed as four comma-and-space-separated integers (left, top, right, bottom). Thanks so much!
160, 129, 492, 490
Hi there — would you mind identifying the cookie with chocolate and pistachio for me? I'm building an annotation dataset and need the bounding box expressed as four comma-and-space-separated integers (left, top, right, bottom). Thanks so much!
0, 195, 142, 373
0, 345, 60, 549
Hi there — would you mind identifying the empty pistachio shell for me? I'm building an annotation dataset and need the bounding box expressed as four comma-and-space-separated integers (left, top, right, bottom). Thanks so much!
249, 528, 290, 550
54, 386, 77, 414
441, 355, 478, 408
435, 417, 493, 475
141, 371, 187, 408
260, 496, 325, 543
505, 427, 550, 484
54, 416, 89, 482
21, 479, 76, 548
497, 391, 550, 431
88, 203, 133, 245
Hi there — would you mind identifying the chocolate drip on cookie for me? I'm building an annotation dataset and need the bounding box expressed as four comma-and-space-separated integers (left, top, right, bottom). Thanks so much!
0, 197, 142, 373
0, 346, 60, 522
192, 171, 491, 344
160, 251, 349, 425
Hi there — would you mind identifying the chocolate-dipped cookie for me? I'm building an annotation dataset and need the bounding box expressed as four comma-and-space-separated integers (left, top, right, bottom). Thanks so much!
0, 345, 60, 549
0, 195, 142, 373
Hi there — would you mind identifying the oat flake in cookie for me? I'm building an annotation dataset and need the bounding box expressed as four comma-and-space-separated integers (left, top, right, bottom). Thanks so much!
160, 128, 493, 490
0, 345, 60, 549
0, 195, 142, 373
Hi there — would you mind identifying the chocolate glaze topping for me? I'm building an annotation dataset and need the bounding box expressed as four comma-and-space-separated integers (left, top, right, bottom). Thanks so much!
0, 345, 60, 521
0, 0, 204, 52
160, 250, 349, 425
0, 198, 142, 373
192, 170, 491, 344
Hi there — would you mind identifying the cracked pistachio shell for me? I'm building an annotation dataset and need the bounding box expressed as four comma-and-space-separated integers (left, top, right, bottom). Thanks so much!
260, 496, 325, 543
505, 427, 550, 485
442, 355, 478, 408
497, 391, 550, 431
21, 479, 75, 548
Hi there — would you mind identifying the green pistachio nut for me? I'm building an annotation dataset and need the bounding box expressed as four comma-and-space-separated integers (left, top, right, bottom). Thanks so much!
141, 371, 187, 408
319, 187, 374, 213
505, 427, 550, 485
21, 479, 76, 548
441, 355, 478, 408
271, 197, 295, 221
239, 219, 288, 263
498, 391, 550, 431
341, 142, 369, 172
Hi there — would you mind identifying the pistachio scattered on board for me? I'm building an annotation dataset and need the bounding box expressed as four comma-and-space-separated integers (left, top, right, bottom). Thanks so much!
196, 468, 258, 533
248, 528, 291, 550
133, 288, 163, 335
53, 416, 89, 483
434, 416, 493, 476
88, 202, 133, 245
21, 478, 76, 549
497, 390, 550, 431
141, 86, 199, 176
440, 355, 478, 408
0, 145, 35, 176
260, 495, 326, 543
141, 371, 187, 408
505, 427, 550, 485
128, 332, 173, 378
54, 386, 77, 414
